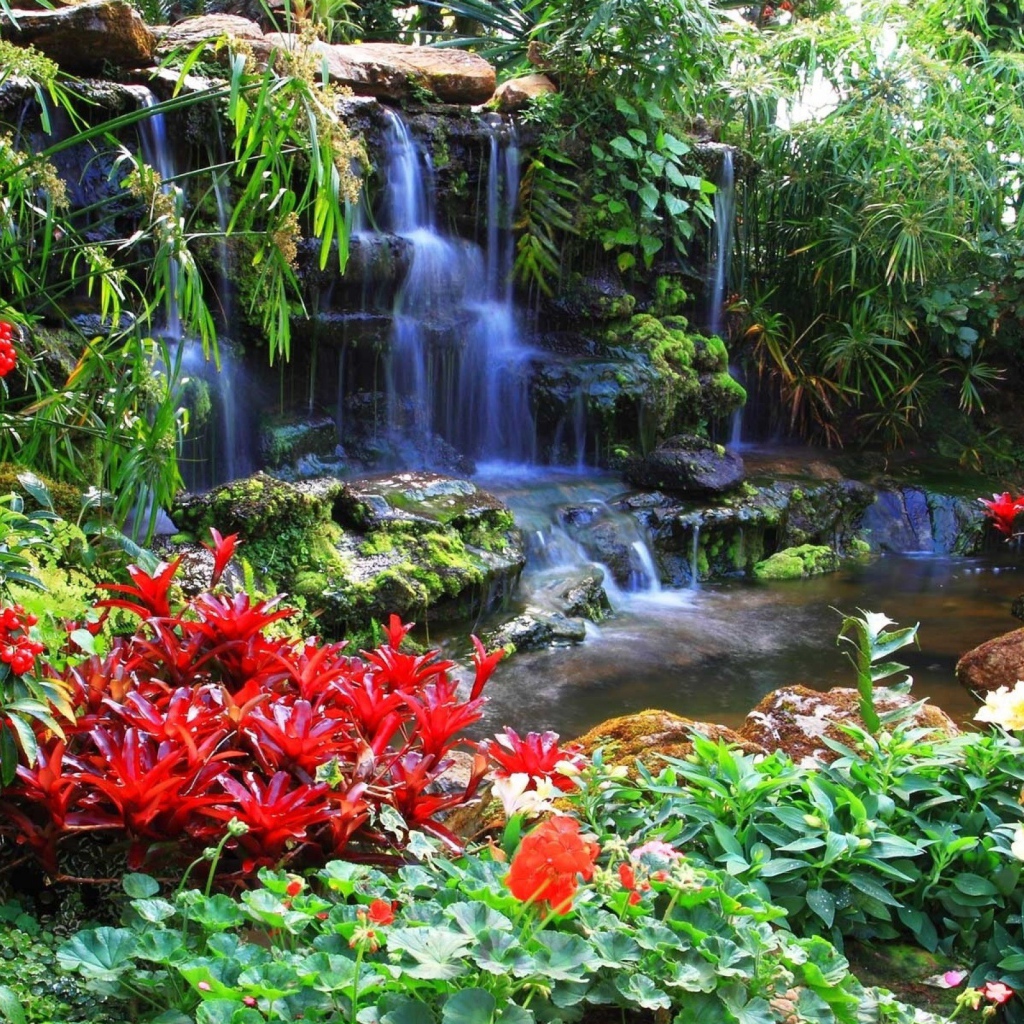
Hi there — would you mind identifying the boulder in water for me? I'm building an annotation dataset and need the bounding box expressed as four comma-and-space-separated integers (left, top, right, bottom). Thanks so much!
483, 610, 587, 652
740, 685, 959, 764
956, 628, 1024, 698
259, 415, 340, 471
1, 0, 155, 72
625, 434, 745, 495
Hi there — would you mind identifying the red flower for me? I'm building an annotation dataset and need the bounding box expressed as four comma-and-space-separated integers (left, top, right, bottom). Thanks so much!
618, 862, 636, 890
286, 878, 304, 897
981, 981, 1015, 1005
202, 528, 240, 588
367, 898, 395, 926
978, 493, 1024, 537
505, 816, 599, 913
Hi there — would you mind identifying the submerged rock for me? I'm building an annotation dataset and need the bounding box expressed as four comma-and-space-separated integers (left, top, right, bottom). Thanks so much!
259, 415, 340, 470
740, 685, 959, 764
1, 0, 155, 71
956, 628, 1024, 698
573, 709, 765, 773
861, 486, 985, 555
625, 434, 745, 495
753, 544, 839, 580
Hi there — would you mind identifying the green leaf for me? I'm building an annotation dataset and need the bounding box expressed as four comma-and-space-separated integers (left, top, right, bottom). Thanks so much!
614, 96, 638, 120
15, 472, 52, 511
609, 137, 639, 160
386, 927, 472, 980
446, 902, 512, 937
521, 933, 598, 982
131, 898, 178, 924
123, 873, 160, 898
615, 973, 671, 1010
0, 725, 18, 788
442, 989, 495, 1024
639, 183, 659, 212
0, 986, 26, 1024
591, 930, 641, 968
953, 872, 999, 896
627, 128, 648, 145
57, 927, 138, 979
661, 132, 690, 156
805, 888, 836, 928
663, 193, 690, 217
381, 995, 436, 1024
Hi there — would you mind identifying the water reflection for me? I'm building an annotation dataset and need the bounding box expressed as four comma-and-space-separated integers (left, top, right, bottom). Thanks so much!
477, 555, 1024, 739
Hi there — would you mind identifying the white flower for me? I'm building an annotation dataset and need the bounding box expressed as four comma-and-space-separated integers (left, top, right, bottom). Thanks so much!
975, 681, 1024, 731
490, 773, 558, 819
1011, 824, 1024, 862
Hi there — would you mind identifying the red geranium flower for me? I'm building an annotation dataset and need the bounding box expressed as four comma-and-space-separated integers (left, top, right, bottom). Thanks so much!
367, 898, 395, 926
505, 816, 599, 913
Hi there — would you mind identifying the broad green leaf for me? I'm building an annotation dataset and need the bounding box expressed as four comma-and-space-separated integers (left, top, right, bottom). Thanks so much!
609, 137, 638, 160
520, 933, 598, 982
639, 183, 659, 211
446, 902, 513, 936
381, 994, 437, 1024
57, 927, 138, 978
591, 930, 641, 968
615, 973, 671, 1010
661, 132, 690, 156
442, 989, 495, 1024
805, 888, 836, 928
131, 898, 177, 924
0, 987, 26, 1024
953, 872, 999, 897
386, 927, 472, 980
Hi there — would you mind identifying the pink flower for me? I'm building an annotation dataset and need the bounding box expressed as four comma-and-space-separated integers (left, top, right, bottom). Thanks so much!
943, 970, 968, 988
631, 840, 682, 862
980, 981, 1015, 1005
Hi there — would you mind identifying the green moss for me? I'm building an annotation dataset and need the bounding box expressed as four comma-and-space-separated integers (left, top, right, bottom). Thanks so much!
0, 463, 84, 521
359, 532, 396, 556
694, 335, 729, 373
292, 570, 330, 599
848, 537, 872, 557
652, 276, 689, 317
753, 544, 840, 580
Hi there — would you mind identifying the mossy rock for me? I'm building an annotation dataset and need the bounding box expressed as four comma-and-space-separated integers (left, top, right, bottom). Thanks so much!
171, 472, 340, 539
752, 543, 839, 580
259, 416, 340, 470
573, 709, 765, 774
0, 463, 84, 521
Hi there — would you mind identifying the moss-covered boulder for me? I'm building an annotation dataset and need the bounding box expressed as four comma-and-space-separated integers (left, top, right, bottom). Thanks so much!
171, 471, 523, 635
741, 686, 959, 764
573, 709, 765, 774
0, 463, 84, 521
752, 544, 839, 580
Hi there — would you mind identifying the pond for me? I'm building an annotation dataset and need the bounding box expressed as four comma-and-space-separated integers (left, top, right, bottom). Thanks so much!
469, 468, 1022, 740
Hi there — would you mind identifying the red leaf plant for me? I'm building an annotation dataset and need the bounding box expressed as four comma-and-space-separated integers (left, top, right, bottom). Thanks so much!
483, 727, 587, 792
978, 492, 1024, 537
0, 540, 508, 881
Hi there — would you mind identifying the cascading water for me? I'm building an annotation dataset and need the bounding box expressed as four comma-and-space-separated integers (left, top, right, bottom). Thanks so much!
379, 110, 536, 465
129, 89, 252, 490
706, 149, 735, 341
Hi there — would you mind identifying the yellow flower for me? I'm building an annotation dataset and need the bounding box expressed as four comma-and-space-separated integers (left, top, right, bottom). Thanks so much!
975, 681, 1024, 731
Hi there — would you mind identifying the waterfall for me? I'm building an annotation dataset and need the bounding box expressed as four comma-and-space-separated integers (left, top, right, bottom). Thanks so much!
128, 88, 253, 491
129, 86, 182, 341
690, 522, 702, 588
378, 110, 537, 466
706, 149, 735, 341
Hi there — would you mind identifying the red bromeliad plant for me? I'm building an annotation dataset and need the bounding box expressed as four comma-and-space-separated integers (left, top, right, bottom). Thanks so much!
978, 492, 1024, 537
0, 530, 504, 879
483, 727, 586, 792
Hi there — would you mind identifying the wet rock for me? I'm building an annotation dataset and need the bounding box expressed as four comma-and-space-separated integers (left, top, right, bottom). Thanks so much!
153, 13, 262, 57
956, 628, 1024, 698
860, 486, 985, 555
259, 415, 339, 470
752, 544, 839, 581
492, 73, 556, 112
296, 234, 413, 296
740, 685, 959, 764
625, 434, 745, 495
1, 0, 155, 72
556, 568, 610, 620
574, 709, 765, 774
483, 610, 587, 652
552, 272, 636, 322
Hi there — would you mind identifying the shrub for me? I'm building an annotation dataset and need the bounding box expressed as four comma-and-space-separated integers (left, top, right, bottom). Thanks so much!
0, 534, 505, 880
